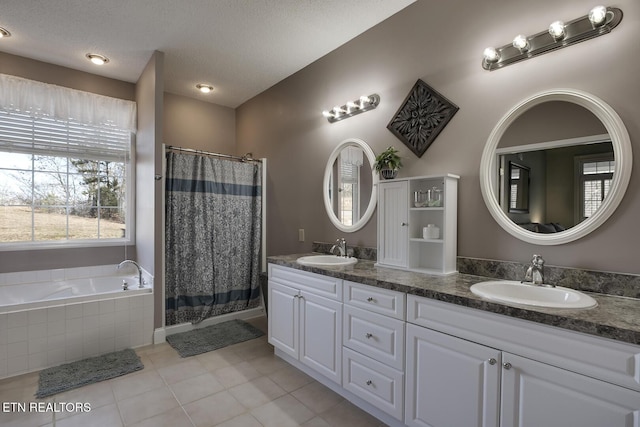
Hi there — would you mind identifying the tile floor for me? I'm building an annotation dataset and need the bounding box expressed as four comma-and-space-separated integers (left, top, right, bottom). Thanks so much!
0, 316, 387, 426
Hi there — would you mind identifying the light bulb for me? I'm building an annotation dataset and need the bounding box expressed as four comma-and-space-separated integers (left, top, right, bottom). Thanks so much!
483, 47, 500, 64
0, 27, 10, 38
196, 84, 214, 94
512, 34, 529, 51
322, 110, 333, 119
548, 21, 565, 40
589, 5, 608, 27
86, 54, 109, 65
346, 101, 358, 113
333, 106, 345, 117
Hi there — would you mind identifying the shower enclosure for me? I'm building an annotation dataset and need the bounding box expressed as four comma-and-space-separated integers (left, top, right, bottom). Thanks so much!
164, 147, 265, 327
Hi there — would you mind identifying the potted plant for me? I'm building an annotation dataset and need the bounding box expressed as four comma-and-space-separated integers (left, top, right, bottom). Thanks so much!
373, 146, 403, 179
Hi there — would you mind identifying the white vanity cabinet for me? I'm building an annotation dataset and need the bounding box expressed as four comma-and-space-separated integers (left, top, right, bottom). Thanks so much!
405, 323, 501, 427
406, 295, 640, 427
342, 281, 406, 421
377, 174, 459, 275
268, 264, 343, 384
501, 353, 640, 427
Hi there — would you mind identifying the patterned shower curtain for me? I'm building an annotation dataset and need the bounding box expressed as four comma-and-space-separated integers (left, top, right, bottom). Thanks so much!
165, 151, 262, 325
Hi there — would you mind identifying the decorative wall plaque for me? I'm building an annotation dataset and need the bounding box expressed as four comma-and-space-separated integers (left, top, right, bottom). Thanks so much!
387, 79, 459, 158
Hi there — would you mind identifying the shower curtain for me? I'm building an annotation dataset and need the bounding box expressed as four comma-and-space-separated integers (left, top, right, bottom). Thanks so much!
165, 151, 262, 325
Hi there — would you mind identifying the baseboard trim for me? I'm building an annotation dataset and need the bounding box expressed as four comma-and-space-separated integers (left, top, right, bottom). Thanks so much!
153, 306, 265, 343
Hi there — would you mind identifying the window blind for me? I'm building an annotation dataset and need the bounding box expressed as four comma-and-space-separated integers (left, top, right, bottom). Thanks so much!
0, 109, 130, 162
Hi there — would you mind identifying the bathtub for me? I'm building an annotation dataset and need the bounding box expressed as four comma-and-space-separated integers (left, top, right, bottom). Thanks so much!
0, 274, 152, 313
0, 265, 154, 380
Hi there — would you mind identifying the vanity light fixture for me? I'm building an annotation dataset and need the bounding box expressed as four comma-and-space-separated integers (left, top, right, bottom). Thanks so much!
0, 27, 11, 38
322, 94, 380, 123
196, 83, 214, 94
482, 5, 622, 71
86, 53, 109, 65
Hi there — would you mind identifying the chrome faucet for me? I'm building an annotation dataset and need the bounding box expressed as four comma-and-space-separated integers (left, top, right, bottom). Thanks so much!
330, 238, 347, 257
522, 254, 552, 287
118, 260, 144, 288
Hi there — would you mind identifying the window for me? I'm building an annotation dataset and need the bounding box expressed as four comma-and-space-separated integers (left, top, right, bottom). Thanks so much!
0, 74, 136, 248
577, 155, 614, 219
337, 148, 362, 226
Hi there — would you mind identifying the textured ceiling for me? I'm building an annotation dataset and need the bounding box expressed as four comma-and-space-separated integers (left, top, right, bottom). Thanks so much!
0, 0, 415, 107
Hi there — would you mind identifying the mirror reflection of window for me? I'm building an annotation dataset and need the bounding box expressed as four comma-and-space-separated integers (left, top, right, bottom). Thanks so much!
577, 155, 614, 219
338, 147, 363, 226
508, 162, 530, 213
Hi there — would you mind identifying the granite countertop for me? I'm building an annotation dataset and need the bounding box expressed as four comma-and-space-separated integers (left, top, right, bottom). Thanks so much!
267, 254, 640, 346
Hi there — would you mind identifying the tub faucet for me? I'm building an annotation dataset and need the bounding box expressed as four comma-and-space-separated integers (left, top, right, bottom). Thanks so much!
118, 260, 144, 288
522, 254, 552, 287
330, 238, 347, 257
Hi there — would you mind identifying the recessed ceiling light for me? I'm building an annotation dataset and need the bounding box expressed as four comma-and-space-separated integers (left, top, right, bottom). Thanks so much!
86, 53, 109, 65
196, 84, 214, 94
0, 27, 11, 38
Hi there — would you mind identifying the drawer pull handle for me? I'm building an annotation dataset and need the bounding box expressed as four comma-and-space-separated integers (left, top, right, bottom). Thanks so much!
503, 362, 512, 370
366, 297, 375, 302
365, 333, 373, 339
488, 358, 497, 365
366, 380, 373, 386
401, 222, 408, 226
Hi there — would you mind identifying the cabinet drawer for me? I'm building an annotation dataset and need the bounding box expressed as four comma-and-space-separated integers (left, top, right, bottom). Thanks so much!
343, 305, 405, 370
269, 264, 342, 301
343, 280, 405, 319
407, 294, 640, 392
343, 347, 404, 421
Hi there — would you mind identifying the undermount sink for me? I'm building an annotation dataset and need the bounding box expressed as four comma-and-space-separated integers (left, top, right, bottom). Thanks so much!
470, 280, 597, 309
296, 255, 358, 267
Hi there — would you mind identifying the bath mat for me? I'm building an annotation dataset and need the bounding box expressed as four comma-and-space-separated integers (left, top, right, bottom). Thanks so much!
166, 319, 265, 357
36, 348, 143, 398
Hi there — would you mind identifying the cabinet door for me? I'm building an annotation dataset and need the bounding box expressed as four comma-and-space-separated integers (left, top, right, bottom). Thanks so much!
268, 281, 299, 359
378, 180, 409, 267
299, 290, 342, 384
501, 353, 640, 427
405, 324, 501, 427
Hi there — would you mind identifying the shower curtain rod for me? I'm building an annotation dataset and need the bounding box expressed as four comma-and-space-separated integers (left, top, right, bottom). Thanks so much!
166, 145, 262, 163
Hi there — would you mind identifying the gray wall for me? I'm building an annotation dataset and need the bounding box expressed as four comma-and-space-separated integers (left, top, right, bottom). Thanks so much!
163, 92, 236, 153
236, 0, 640, 274
135, 51, 164, 328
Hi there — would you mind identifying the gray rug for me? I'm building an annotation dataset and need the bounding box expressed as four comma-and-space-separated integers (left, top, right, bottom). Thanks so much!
36, 348, 143, 398
166, 319, 265, 357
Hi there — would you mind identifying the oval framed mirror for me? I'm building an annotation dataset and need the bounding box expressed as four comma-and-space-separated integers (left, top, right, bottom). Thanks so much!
323, 138, 378, 232
480, 89, 632, 245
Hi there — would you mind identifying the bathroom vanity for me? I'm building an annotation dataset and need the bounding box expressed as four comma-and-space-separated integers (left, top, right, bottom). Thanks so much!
267, 257, 640, 427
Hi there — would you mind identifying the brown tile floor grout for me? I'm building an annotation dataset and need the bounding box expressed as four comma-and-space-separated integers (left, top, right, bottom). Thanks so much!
0, 315, 387, 427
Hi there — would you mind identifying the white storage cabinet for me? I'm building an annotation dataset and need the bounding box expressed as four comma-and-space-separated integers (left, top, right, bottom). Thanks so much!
377, 174, 459, 275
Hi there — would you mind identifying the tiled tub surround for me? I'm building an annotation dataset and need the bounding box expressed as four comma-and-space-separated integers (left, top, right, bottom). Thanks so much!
268, 254, 640, 345
0, 265, 154, 380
